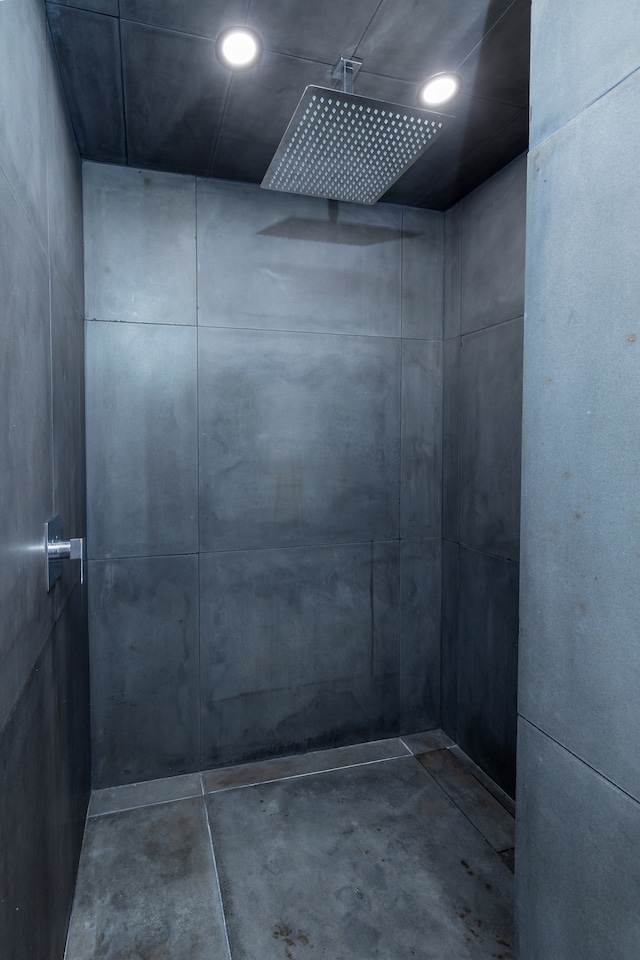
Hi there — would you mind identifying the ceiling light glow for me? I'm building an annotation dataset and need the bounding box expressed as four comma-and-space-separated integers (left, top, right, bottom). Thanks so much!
418, 73, 462, 106
216, 27, 262, 70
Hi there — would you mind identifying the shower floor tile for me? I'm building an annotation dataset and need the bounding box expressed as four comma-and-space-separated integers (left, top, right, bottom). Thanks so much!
65, 733, 514, 959
64, 797, 228, 960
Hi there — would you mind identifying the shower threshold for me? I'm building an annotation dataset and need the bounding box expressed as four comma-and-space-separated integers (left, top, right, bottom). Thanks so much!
65, 731, 515, 959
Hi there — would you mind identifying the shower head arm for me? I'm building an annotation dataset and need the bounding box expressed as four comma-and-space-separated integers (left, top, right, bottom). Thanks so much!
330, 56, 362, 94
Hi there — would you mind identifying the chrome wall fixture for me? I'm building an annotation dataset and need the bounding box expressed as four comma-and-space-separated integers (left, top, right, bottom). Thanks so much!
45, 515, 85, 591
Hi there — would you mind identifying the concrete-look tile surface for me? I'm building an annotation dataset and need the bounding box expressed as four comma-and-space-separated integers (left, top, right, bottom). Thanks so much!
442, 337, 461, 542
89, 555, 200, 788
0, 0, 48, 242
400, 340, 442, 540
206, 757, 514, 959
85, 320, 198, 559
88, 772, 203, 818
417, 749, 515, 853
457, 548, 519, 799
516, 719, 640, 958
83, 163, 196, 325
399, 540, 442, 731
401, 207, 443, 340
198, 327, 400, 551
440, 540, 459, 739
459, 318, 523, 562
201, 671, 400, 772
0, 171, 54, 734
196, 178, 402, 337
402, 728, 455, 755
460, 155, 526, 336
64, 798, 229, 960
199, 541, 401, 768
529, 0, 640, 147
520, 68, 640, 804
202, 739, 410, 794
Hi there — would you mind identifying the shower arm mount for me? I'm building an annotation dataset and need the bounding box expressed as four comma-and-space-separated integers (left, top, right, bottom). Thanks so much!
330, 56, 363, 95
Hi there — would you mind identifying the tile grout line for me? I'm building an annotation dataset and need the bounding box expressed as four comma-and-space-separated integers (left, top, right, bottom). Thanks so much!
203, 798, 234, 960
90, 751, 415, 816
412, 758, 514, 859
203, 753, 412, 796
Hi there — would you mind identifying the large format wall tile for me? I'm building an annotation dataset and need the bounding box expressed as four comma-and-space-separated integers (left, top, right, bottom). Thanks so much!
200, 542, 399, 699
200, 542, 399, 766
197, 179, 402, 337
401, 339, 442, 540
198, 327, 400, 551
51, 273, 86, 618
0, 630, 58, 960
459, 317, 523, 561
86, 320, 198, 559
440, 539, 459, 738
0, 0, 48, 242
0, 174, 53, 732
520, 69, 640, 801
460, 154, 526, 335
89, 555, 200, 787
442, 337, 460, 542
399, 539, 441, 732
401, 207, 443, 340
202, 673, 400, 771
0, 588, 90, 960
530, 0, 640, 148
457, 547, 519, 797
516, 720, 640, 958
443, 202, 461, 340
83, 163, 196, 325
46, 31, 84, 312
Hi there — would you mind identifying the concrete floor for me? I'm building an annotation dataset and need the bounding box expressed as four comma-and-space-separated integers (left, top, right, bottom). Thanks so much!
64, 731, 515, 959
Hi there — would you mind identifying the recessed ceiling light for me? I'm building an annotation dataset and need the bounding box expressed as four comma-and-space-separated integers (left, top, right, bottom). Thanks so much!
417, 73, 462, 107
216, 27, 262, 70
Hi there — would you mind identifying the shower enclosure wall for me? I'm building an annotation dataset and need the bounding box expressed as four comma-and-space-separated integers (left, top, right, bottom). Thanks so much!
0, 0, 90, 957
83, 163, 445, 787
82, 155, 524, 796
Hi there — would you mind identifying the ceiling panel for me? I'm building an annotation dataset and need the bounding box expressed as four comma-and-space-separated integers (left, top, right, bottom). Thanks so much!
354, 0, 515, 82
383, 94, 520, 205
52, 0, 119, 15
458, 0, 530, 106
246, 0, 380, 63
419, 107, 529, 209
121, 21, 229, 174
46, 0, 530, 209
211, 53, 331, 182
119, 0, 250, 38
46, 4, 125, 162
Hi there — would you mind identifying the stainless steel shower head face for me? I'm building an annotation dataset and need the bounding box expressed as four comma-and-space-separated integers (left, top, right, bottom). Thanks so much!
261, 86, 452, 205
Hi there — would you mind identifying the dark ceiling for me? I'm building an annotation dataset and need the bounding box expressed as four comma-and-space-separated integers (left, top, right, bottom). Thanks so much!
46, 0, 530, 211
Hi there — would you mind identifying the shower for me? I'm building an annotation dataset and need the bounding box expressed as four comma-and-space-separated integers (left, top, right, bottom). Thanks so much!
261, 57, 454, 204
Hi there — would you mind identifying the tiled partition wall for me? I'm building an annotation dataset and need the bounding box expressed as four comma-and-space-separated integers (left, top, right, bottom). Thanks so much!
441, 155, 526, 797
84, 163, 444, 788
0, 0, 90, 957
517, 1, 640, 955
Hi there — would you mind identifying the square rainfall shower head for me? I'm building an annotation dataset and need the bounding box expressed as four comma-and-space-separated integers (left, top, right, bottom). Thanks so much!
261, 86, 452, 205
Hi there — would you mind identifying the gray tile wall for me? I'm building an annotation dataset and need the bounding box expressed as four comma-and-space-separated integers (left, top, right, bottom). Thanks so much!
441, 155, 526, 797
0, 1, 90, 958
84, 163, 444, 785
517, 4, 640, 955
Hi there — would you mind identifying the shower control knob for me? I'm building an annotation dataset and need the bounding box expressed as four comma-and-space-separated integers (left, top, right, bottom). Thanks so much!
45, 515, 86, 591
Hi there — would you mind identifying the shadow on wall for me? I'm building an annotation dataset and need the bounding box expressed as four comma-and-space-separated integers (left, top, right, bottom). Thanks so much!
257, 200, 409, 245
